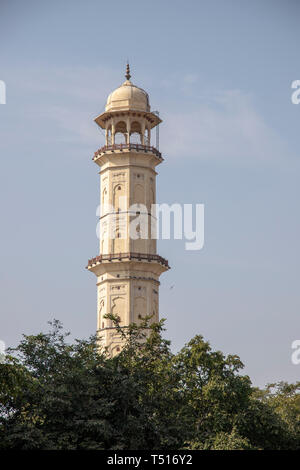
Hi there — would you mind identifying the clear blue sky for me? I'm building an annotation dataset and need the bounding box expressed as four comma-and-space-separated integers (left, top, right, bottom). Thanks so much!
0, 0, 299, 386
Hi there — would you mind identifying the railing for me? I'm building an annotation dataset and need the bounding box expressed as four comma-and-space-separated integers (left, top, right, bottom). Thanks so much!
87, 252, 169, 268
93, 143, 162, 160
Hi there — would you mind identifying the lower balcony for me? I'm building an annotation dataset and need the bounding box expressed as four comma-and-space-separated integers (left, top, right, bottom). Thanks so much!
87, 252, 169, 269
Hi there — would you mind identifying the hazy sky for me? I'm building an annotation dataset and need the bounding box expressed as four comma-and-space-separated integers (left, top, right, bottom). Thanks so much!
0, 0, 299, 387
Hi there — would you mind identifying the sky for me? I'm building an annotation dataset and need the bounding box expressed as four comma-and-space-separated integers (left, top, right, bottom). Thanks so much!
0, 0, 299, 387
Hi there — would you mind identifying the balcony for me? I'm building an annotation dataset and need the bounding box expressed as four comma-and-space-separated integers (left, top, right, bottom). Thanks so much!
87, 252, 169, 269
93, 143, 162, 161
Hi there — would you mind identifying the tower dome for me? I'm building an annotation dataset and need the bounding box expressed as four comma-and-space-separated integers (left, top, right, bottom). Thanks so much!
94, 63, 161, 130
105, 65, 150, 112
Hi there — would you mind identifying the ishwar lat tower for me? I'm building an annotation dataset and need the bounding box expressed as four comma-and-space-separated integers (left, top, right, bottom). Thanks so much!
87, 65, 169, 355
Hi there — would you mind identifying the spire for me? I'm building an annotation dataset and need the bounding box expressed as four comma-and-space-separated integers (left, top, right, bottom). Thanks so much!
125, 62, 131, 81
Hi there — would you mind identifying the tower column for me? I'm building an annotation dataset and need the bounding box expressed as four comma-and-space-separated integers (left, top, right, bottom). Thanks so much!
141, 121, 145, 145
111, 120, 115, 145
87, 65, 169, 356
126, 115, 131, 144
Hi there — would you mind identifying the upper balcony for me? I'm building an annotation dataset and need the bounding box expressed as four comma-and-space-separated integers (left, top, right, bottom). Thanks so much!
93, 143, 163, 162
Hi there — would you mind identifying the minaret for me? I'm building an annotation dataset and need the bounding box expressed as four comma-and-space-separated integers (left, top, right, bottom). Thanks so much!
87, 64, 169, 355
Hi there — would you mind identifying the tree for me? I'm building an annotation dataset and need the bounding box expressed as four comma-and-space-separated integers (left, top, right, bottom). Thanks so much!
0, 318, 299, 450
251, 381, 300, 448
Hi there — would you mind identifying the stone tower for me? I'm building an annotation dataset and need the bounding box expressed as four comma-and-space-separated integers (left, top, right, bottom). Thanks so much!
87, 64, 169, 355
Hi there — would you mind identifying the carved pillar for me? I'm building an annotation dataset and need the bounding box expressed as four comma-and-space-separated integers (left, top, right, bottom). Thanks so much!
141, 121, 145, 145
126, 115, 131, 144
147, 126, 151, 145
111, 119, 115, 145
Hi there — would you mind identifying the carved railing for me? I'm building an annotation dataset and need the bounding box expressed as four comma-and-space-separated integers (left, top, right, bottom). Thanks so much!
93, 143, 162, 160
87, 252, 169, 268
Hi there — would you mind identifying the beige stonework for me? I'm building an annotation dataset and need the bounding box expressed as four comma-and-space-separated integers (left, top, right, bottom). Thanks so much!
87, 65, 169, 356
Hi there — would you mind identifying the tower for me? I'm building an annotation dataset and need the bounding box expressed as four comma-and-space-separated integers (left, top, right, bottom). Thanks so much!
87, 65, 169, 355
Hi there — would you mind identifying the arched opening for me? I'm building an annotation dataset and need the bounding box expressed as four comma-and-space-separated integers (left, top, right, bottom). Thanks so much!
99, 299, 105, 330
113, 183, 125, 211
113, 228, 124, 252
102, 187, 107, 204
130, 121, 142, 144
111, 296, 125, 325
114, 121, 127, 144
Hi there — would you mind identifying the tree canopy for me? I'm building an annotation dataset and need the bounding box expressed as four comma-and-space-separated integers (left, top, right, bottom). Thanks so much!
0, 317, 299, 450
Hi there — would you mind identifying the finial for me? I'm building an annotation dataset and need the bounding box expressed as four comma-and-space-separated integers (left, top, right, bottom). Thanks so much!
125, 62, 131, 81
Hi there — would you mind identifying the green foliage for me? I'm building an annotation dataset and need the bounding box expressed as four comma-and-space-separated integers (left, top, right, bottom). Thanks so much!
252, 381, 300, 448
0, 317, 299, 450
187, 428, 252, 450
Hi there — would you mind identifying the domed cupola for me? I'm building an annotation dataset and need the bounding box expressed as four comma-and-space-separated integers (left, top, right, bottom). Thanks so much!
94, 63, 161, 131
105, 64, 150, 113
